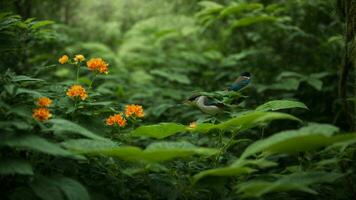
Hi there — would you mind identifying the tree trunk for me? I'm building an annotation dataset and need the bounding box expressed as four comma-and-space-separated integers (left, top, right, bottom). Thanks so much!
339, 0, 356, 131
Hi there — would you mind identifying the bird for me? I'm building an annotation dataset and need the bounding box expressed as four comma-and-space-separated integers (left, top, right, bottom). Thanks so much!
184, 72, 251, 115
185, 94, 225, 115
227, 72, 251, 91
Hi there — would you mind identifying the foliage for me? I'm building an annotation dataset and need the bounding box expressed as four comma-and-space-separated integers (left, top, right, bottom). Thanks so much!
0, 0, 355, 200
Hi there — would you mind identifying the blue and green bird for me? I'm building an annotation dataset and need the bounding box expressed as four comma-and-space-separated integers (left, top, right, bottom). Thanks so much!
186, 72, 251, 115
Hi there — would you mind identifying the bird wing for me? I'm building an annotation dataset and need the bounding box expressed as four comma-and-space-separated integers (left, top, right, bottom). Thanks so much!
229, 79, 250, 91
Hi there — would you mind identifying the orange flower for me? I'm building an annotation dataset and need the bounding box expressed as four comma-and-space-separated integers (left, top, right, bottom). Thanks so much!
86, 58, 109, 74
37, 97, 52, 107
58, 55, 69, 64
74, 54, 85, 62
105, 114, 126, 127
125, 104, 144, 118
66, 85, 88, 100
189, 121, 197, 129
32, 108, 52, 122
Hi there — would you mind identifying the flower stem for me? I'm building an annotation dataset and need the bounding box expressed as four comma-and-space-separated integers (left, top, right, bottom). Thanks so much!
76, 65, 80, 83
89, 74, 97, 89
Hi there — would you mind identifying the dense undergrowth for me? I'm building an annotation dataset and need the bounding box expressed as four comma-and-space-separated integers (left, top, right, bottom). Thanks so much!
0, 0, 356, 200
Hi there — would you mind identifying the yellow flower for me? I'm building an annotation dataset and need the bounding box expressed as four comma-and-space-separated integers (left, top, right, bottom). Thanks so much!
37, 97, 52, 107
32, 108, 52, 122
74, 54, 85, 62
58, 55, 69, 64
86, 58, 109, 74
66, 85, 88, 100
125, 104, 144, 118
189, 121, 197, 129
105, 114, 126, 127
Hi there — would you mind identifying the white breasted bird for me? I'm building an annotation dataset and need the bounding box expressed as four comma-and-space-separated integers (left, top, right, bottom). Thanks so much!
185, 72, 251, 115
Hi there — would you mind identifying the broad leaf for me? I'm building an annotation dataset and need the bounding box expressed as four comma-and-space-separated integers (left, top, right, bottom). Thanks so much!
31, 176, 89, 200
49, 119, 108, 141
130, 123, 187, 139
64, 140, 218, 162
230, 15, 276, 29
143, 141, 218, 161
193, 159, 277, 183
220, 3, 263, 17
0, 159, 33, 175
215, 112, 300, 132
1, 135, 73, 157
240, 124, 356, 159
255, 100, 308, 111
190, 112, 300, 133
237, 172, 343, 197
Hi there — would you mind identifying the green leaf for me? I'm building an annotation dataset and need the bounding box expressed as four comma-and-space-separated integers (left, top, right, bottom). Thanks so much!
193, 159, 276, 184
220, 3, 263, 17
0, 159, 33, 175
31, 176, 64, 200
240, 124, 356, 159
215, 112, 300, 132
193, 166, 255, 184
61, 139, 118, 151
31, 20, 54, 29
49, 119, 108, 141
64, 140, 218, 162
230, 15, 276, 29
190, 112, 300, 133
31, 176, 89, 200
130, 123, 187, 139
1, 135, 73, 157
255, 100, 308, 112
143, 141, 218, 161
11, 75, 45, 82
53, 177, 90, 200
237, 172, 343, 197
306, 78, 323, 90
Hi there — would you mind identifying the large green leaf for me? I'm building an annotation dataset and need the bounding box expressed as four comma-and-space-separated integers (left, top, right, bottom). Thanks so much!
189, 112, 300, 134
53, 177, 90, 200
64, 140, 218, 162
220, 3, 263, 17
0, 159, 33, 175
193, 166, 255, 184
255, 100, 308, 112
31, 176, 90, 200
142, 141, 218, 161
193, 159, 277, 183
49, 119, 108, 141
240, 124, 356, 159
230, 15, 276, 29
1, 135, 73, 157
237, 172, 343, 197
130, 123, 187, 139
214, 112, 300, 132
61, 139, 118, 151
11, 75, 45, 82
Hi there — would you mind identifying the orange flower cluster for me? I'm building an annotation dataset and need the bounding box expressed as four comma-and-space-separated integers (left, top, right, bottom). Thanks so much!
33, 97, 53, 122
37, 97, 52, 107
87, 58, 109, 74
66, 85, 88, 100
125, 104, 144, 118
58, 55, 69, 64
32, 107, 52, 122
105, 114, 126, 127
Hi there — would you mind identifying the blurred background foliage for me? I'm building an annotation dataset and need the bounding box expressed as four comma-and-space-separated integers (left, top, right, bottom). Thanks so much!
10, 0, 356, 130
1, 0, 356, 199
0, 0, 353, 127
